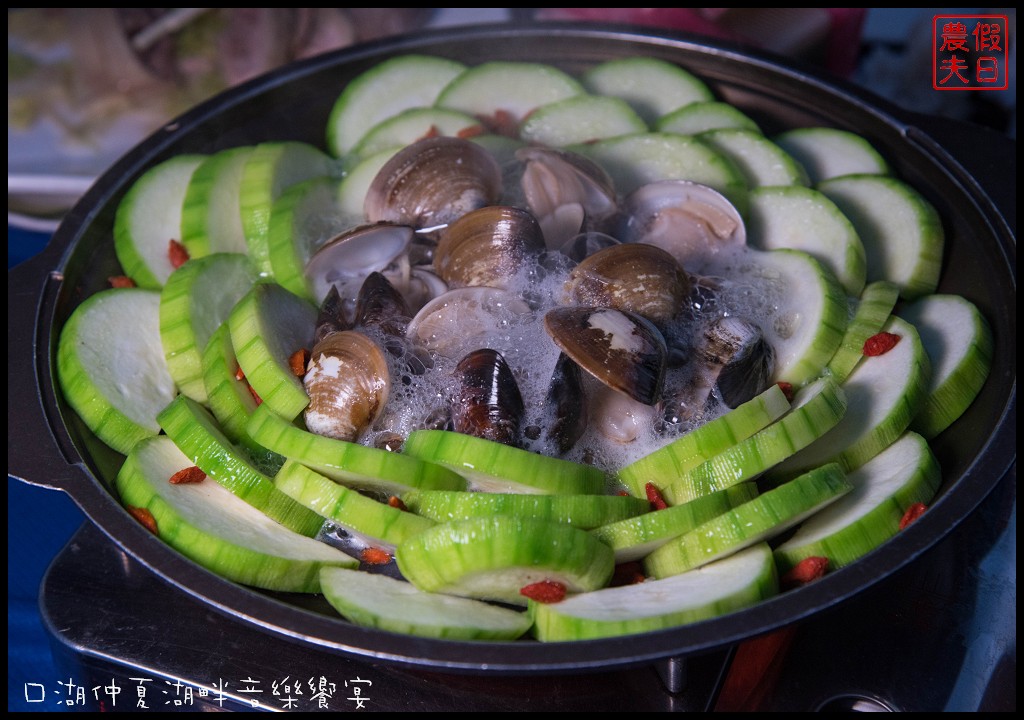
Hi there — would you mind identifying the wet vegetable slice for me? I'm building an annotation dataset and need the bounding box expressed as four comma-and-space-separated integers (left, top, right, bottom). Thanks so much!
529, 543, 777, 642
395, 515, 614, 606
646, 463, 851, 578
774, 432, 941, 574
56, 288, 177, 455
402, 429, 606, 495
825, 281, 901, 384
320, 567, 532, 641
117, 436, 356, 593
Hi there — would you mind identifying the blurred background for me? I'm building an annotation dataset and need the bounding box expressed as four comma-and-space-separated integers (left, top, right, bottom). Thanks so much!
7, 7, 1016, 712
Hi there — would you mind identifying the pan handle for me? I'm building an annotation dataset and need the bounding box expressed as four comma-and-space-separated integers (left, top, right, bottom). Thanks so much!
7, 240, 88, 495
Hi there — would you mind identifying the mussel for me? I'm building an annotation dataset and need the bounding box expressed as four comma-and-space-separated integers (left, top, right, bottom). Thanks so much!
451, 348, 524, 446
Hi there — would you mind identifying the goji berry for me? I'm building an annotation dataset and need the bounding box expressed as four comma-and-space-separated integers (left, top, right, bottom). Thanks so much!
168, 239, 190, 269
863, 332, 901, 356
128, 506, 158, 535
520, 580, 567, 604
360, 547, 392, 565
645, 482, 669, 510
247, 383, 263, 406
456, 124, 486, 139
899, 502, 927, 530
776, 381, 795, 403
388, 496, 408, 512
168, 466, 206, 484
780, 556, 829, 590
108, 275, 136, 288
289, 348, 310, 378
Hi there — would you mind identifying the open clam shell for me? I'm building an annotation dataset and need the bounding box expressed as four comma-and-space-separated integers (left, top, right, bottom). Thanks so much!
544, 306, 667, 406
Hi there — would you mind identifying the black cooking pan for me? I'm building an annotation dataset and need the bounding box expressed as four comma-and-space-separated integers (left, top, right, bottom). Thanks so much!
8, 23, 1016, 673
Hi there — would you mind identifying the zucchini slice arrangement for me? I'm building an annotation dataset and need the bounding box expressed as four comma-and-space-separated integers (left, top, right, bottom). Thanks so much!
57, 53, 993, 643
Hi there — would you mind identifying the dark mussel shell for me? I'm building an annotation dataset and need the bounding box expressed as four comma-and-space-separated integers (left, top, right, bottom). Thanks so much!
451, 348, 525, 446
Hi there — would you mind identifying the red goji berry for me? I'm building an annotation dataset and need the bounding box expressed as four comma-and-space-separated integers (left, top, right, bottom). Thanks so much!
168, 239, 190, 269
776, 381, 795, 403
456, 124, 486, 139
863, 332, 901, 356
780, 556, 829, 591
360, 547, 392, 565
168, 466, 206, 484
520, 580, 567, 604
247, 383, 263, 406
645, 482, 669, 510
289, 348, 310, 378
108, 275, 136, 288
235, 366, 246, 382
387, 496, 408, 512
127, 506, 158, 535
899, 502, 927, 530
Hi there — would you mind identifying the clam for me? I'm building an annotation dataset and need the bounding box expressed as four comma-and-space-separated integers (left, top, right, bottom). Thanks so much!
364, 136, 502, 231
665, 316, 775, 422
433, 205, 546, 289
559, 231, 620, 263
517, 145, 619, 250
544, 306, 667, 406
304, 222, 414, 305
303, 329, 390, 442
451, 348, 524, 446
565, 242, 691, 327
590, 382, 661, 445
621, 180, 746, 270
406, 286, 532, 360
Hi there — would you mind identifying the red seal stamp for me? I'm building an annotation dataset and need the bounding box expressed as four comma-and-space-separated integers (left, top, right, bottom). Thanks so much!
933, 15, 1009, 90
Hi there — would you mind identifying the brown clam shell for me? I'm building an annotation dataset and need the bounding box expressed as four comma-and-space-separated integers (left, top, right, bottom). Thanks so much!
364, 136, 502, 230
434, 205, 545, 289
566, 242, 691, 326
544, 306, 667, 406
303, 330, 390, 442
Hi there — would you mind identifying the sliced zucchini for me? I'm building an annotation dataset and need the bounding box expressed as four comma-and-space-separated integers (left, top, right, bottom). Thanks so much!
238, 141, 333, 276
825, 281, 900, 384
246, 403, 467, 495
401, 490, 648, 530
180, 146, 253, 257
320, 568, 532, 641
592, 485, 759, 563
518, 94, 647, 147
159, 253, 257, 403
617, 383, 791, 497
663, 377, 847, 505
274, 460, 436, 551
530, 543, 777, 642
117, 436, 355, 593
395, 515, 614, 606
656, 101, 760, 136
402, 429, 606, 495
774, 432, 941, 573
157, 395, 325, 537
746, 185, 867, 297
227, 282, 316, 421
646, 463, 851, 578
349, 106, 484, 165
898, 294, 993, 439
113, 154, 206, 288
697, 128, 809, 188
327, 54, 467, 157
773, 127, 890, 184
770, 315, 930, 479
818, 174, 944, 300
582, 57, 714, 126
435, 61, 585, 126
57, 288, 177, 455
